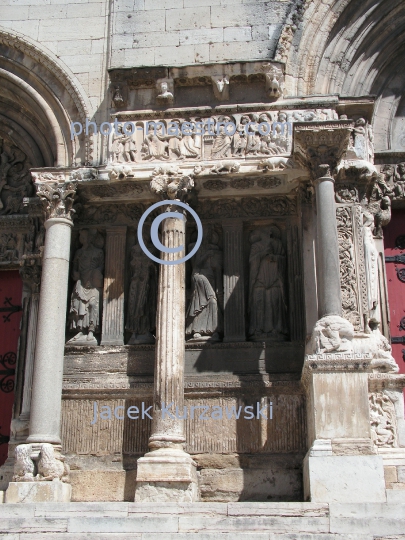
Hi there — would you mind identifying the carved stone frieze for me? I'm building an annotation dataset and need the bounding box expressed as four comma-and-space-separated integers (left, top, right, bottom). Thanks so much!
369, 392, 397, 448
202, 176, 283, 191
0, 232, 19, 264
196, 196, 297, 219
34, 181, 77, 221
108, 108, 337, 165
336, 207, 361, 329
79, 182, 144, 200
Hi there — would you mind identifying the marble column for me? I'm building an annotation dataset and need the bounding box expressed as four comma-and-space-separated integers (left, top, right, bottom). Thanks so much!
135, 168, 198, 502
314, 175, 342, 318
101, 226, 127, 345
6, 180, 76, 503
222, 220, 245, 342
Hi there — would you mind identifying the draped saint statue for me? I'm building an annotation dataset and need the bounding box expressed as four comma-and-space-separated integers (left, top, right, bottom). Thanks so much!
248, 225, 288, 340
186, 227, 223, 341
126, 241, 158, 344
67, 229, 104, 344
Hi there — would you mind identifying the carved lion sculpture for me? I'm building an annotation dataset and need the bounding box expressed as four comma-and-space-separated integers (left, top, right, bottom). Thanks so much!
109, 164, 132, 181
308, 315, 354, 355
210, 161, 240, 174
13, 444, 35, 482
353, 327, 399, 373
258, 157, 294, 171
37, 443, 70, 482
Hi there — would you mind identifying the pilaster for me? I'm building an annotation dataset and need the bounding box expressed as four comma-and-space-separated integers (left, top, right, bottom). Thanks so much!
101, 226, 127, 346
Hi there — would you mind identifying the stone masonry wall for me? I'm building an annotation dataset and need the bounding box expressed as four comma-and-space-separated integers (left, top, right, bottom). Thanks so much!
110, 0, 291, 68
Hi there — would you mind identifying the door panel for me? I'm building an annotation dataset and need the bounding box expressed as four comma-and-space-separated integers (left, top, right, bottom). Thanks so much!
384, 209, 405, 374
0, 270, 23, 466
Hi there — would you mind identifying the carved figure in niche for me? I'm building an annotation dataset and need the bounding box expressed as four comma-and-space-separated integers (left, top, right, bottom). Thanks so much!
246, 114, 261, 156
186, 226, 223, 342
112, 86, 124, 107
211, 123, 232, 159
181, 121, 201, 158
373, 195, 391, 238
143, 125, 169, 160
363, 210, 380, 326
0, 139, 33, 214
394, 162, 405, 197
67, 229, 104, 345
156, 81, 174, 104
232, 115, 250, 157
126, 239, 158, 344
248, 225, 288, 341
0, 233, 18, 262
369, 393, 397, 447
111, 124, 136, 163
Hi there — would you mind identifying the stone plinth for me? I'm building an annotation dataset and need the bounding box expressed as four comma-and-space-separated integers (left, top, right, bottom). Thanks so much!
302, 353, 386, 503
5, 481, 71, 503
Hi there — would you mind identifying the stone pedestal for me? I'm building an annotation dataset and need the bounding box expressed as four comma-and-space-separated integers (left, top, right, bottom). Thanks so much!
5, 481, 71, 503
101, 226, 127, 345
302, 357, 386, 503
135, 196, 198, 501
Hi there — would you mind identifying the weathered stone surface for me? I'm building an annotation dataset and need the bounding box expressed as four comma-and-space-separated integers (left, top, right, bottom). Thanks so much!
304, 455, 386, 504
67, 515, 179, 533
69, 471, 126, 502
329, 503, 405, 535
5, 481, 72, 504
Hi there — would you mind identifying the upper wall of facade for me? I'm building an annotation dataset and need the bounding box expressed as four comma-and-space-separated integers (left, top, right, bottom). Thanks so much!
110, 0, 292, 68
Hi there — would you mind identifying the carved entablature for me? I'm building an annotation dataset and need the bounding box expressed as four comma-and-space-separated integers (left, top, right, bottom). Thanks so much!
108, 108, 338, 168
109, 62, 287, 110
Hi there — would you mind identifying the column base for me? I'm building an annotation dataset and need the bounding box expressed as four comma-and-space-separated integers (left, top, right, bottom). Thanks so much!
135, 448, 199, 502
5, 480, 71, 503
304, 450, 386, 503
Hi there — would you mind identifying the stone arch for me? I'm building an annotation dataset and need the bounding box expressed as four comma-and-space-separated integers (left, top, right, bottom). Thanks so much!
0, 27, 93, 167
283, 0, 405, 151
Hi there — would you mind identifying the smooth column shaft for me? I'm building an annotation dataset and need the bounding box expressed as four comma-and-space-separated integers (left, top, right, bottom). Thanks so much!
314, 177, 342, 318
27, 217, 72, 444
150, 214, 186, 447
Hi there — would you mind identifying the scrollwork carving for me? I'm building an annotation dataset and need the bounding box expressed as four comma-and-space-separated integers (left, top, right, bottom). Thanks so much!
369, 392, 397, 447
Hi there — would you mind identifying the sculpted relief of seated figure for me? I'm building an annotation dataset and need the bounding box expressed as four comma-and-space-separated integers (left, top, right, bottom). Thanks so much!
248, 225, 288, 341
186, 226, 223, 342
67, 229, 104, 345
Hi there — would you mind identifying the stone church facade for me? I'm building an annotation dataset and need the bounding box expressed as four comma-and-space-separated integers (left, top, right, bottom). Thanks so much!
0, 0, 405, 513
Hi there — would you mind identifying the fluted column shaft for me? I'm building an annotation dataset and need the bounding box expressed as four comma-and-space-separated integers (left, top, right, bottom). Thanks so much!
222, 220, 245, 342
314, 176, 342, 319
101, 226, 127, 345
149, 213, 186, 448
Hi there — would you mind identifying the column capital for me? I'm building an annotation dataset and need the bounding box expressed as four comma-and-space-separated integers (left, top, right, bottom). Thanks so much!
34, 180, 77, 221
150, 165, 194, 202
293, 121, 353, 181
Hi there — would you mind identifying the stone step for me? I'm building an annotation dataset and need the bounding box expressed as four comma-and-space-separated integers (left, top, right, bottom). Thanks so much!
0, 502, 404, 538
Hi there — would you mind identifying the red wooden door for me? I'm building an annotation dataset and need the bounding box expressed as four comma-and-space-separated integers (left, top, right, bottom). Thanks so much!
0, 271, 23, 466
384, 209, 405, 375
